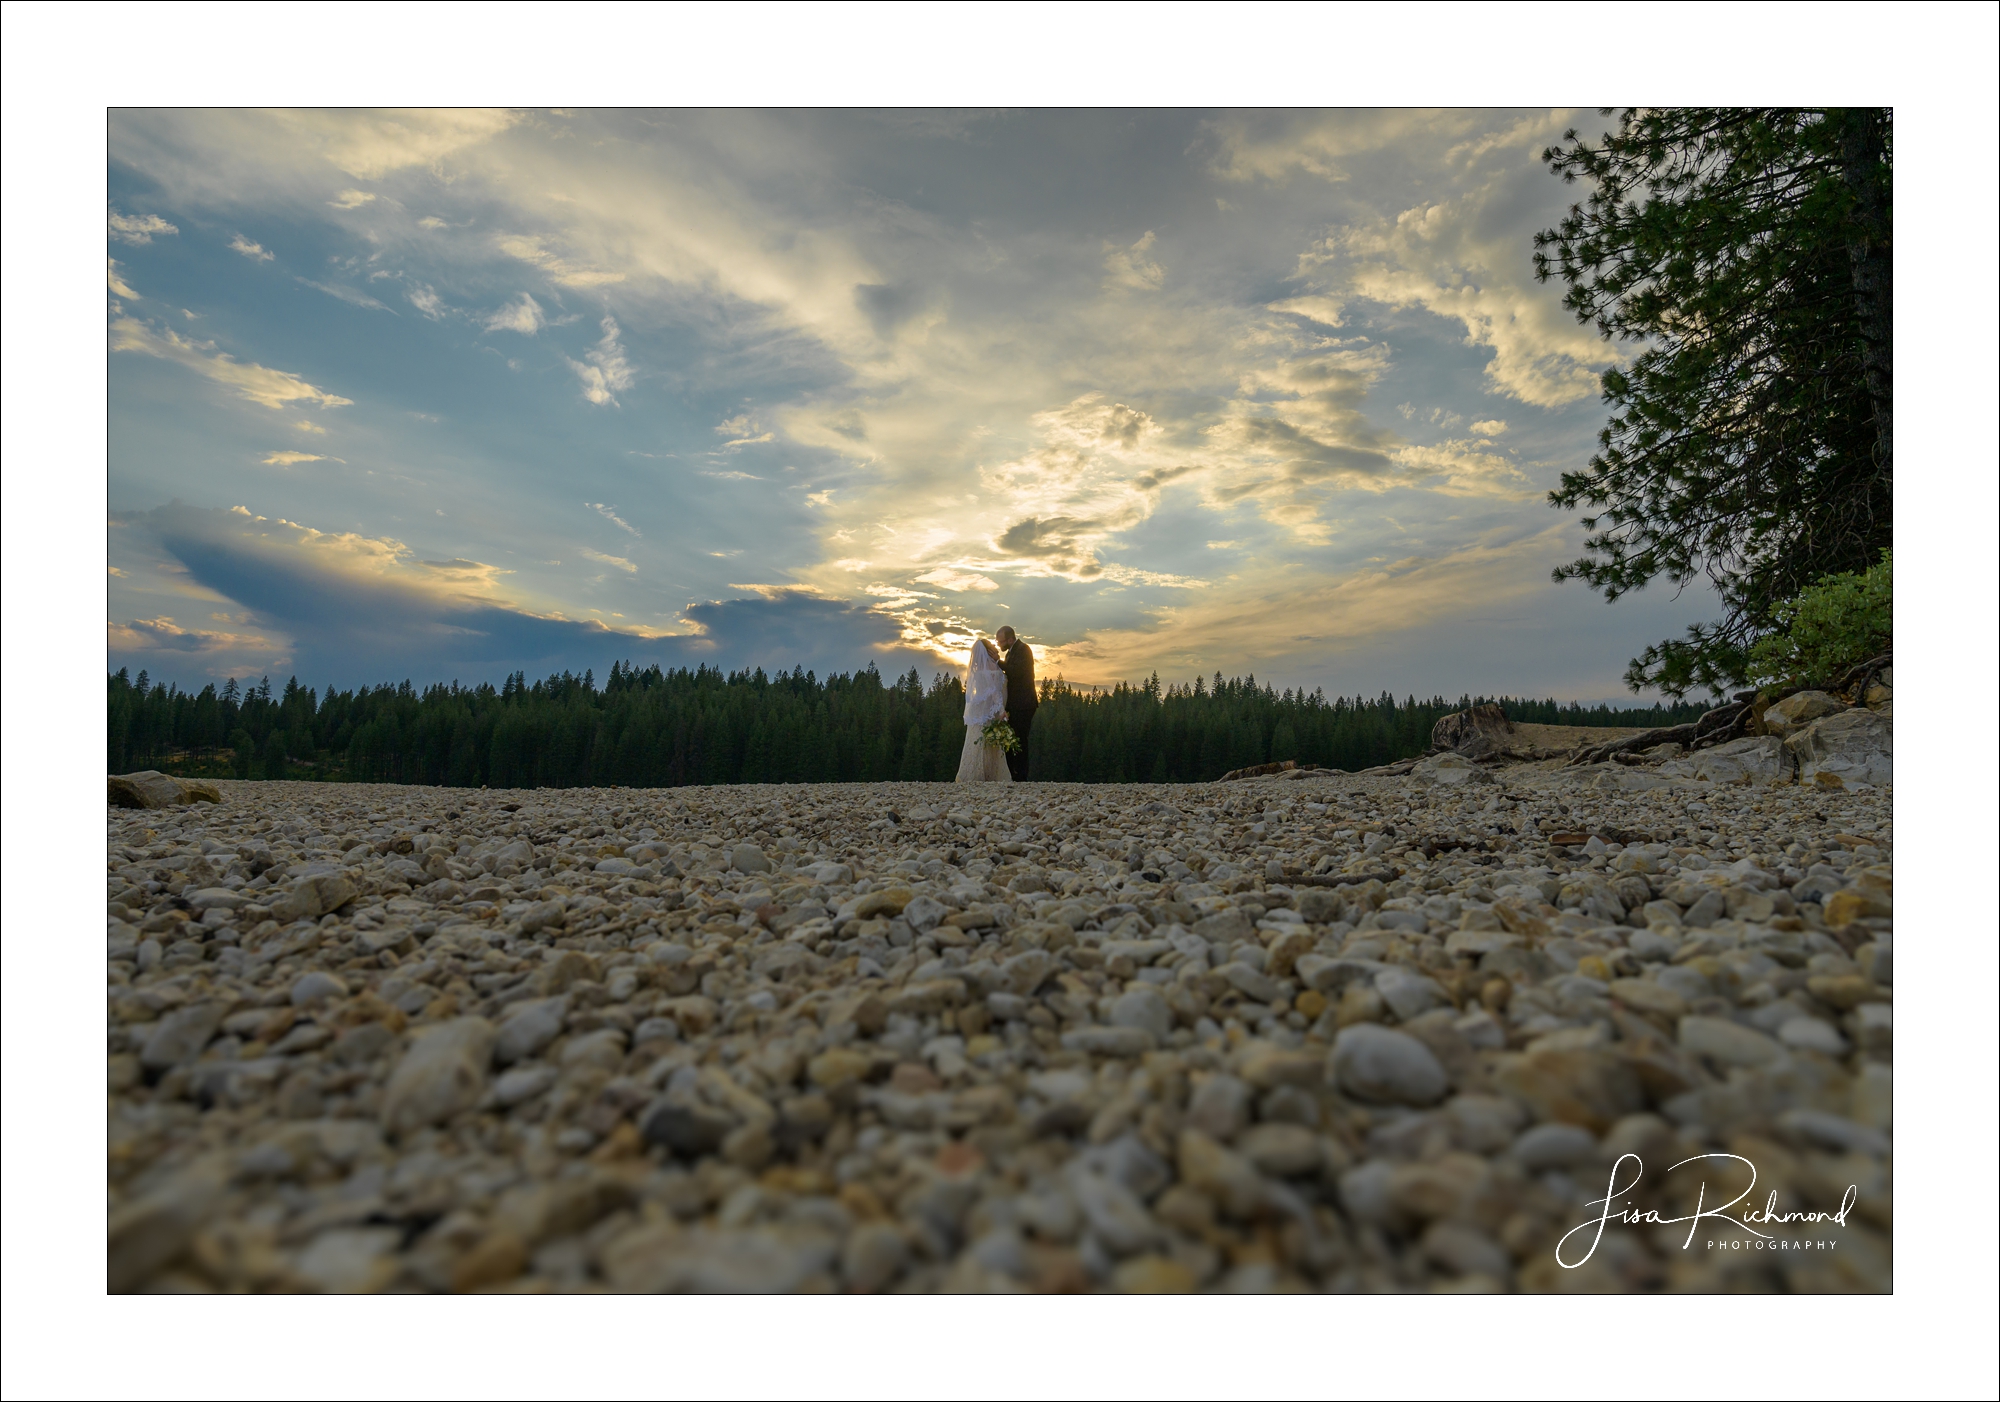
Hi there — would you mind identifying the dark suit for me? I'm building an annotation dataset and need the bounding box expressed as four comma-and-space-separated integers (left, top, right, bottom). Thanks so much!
1001, 641, 1036, 781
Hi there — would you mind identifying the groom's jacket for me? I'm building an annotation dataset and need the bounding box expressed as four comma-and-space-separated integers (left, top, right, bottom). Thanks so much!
1002, 642, 1037, 720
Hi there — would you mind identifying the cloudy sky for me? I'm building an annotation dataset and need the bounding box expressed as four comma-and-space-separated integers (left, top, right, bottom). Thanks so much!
107, 108, 1720, 698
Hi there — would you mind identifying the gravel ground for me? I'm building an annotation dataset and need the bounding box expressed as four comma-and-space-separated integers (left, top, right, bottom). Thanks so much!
106, 761, 1891, 1293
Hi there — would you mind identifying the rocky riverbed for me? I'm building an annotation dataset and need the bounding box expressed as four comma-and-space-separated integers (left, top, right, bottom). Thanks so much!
107, 762, 1892, 1293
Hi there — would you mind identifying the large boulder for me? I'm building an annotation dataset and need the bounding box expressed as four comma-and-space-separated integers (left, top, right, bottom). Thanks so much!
108, 771, 222, 809
1786, 708, 1892, 788
1429, 703, 1513, 759
1658, 736, 1787, 785
1760, 690, 1846, 739
1412, 753, 1497, 787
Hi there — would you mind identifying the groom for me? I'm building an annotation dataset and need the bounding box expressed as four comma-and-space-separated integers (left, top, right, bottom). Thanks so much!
996, 625, 1036, 781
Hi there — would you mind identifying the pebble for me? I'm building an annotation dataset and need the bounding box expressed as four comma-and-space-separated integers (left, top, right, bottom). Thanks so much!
381, 1017, 495, 1135
1678, 1015, 1784, 1068
289, 971, 347, 1006
1108, 987, 1172, 1040
1777, 1017, 1849, 1056
841, 1221, 909, 1293
294, 1227, 401, 1293
493, 997, 567, 1064
1509, 1122, 1598, 1170
1235, 1122, 1322, 1177
1113, 1254, 1197, 1293
100, 757, 1891, 1293
1331, 1024, 1449, 1106
1186, 1074, 1252, 1141
139, 1002, 226, 1072
491, 1063, 558, 1107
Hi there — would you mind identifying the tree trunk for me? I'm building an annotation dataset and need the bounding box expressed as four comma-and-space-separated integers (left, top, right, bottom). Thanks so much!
1836, 107, 1893, 477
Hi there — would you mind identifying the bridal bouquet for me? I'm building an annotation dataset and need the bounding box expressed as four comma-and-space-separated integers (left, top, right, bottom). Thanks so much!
980, 718, 1021, 753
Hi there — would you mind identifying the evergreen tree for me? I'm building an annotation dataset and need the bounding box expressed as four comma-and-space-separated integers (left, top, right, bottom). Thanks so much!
260, 728, 288, 781
1535, 108, 1892, 698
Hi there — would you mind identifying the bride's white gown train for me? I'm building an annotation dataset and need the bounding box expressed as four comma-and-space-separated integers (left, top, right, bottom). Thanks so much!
954, 639, 1013, 784
954, 725, 1011, 783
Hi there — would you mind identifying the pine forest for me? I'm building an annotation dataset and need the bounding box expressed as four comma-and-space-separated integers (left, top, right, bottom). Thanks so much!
108, 663, 1707, 789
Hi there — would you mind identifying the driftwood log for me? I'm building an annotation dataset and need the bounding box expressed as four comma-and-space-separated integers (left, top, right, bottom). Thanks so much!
1565, 650, 1891, 767
1352, 759, 1420, 778
1217, 759, 1323, 782
1566, 701, 1747, 766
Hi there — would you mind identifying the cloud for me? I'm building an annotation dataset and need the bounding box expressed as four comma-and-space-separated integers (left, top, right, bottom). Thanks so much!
328, 189, 376, 209
293, 419, 325, 434
123, 501, 939, 686
298, 278, 392, 312
229, 234, 275, 261
1293, 129, 1618, 408
1267, 295, 1345, 327
1206, 110, 1456, 185
1042, 523, 1579, 682
1470, 419, 1508, 436
914, 567, 998, 593
948, 393, 1197, 581
266, 109, 520, 180
104, 109, 1717, 699
110, 317, 354, 409
485, 293, 545, 334
580, 547, 637, 573
260, 451, 337, 466
854, 281, 929, 338
674, 588, 941, 677
713, 413, 773, 447
107, 259, 139, 299
407, 284, 445, 318
108, 208, 177, 245
497, 233, 625, 289
1192, 339, 1403, 528
1102, 231, 1164, 291
567, 316, 634, 406
586, 502, 640, 537
1388, 438, 1533, 498
106, 612, 274, 656
992, 515, 1108, 579
412, 557, 514, 590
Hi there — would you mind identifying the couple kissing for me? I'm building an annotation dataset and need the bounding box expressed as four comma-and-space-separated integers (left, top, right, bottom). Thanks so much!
955, 626, 1036, 784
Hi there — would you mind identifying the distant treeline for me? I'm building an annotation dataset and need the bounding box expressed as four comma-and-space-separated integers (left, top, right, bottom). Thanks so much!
108, 663, 1708, 788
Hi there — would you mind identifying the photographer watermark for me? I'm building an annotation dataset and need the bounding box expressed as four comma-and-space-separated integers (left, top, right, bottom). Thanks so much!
1557, 1152, 1861, 1268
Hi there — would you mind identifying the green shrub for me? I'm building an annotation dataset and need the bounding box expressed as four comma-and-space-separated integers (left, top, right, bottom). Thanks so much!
1746, 549, 1891, 688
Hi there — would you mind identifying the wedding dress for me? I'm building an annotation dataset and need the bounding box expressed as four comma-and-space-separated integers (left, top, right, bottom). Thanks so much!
954, 639, 1013, 784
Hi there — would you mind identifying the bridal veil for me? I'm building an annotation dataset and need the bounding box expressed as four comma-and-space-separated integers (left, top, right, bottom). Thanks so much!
964, 639, 1006, 728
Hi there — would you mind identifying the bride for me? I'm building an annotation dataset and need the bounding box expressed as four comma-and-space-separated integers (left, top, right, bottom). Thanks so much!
954, 636, 1013, 784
